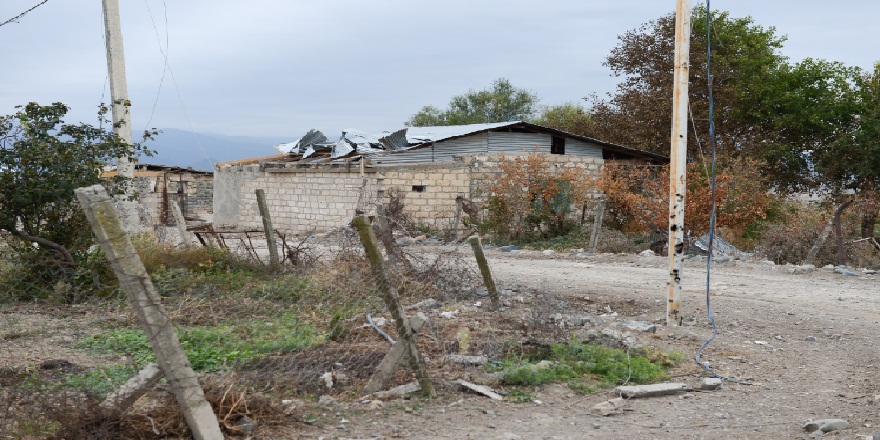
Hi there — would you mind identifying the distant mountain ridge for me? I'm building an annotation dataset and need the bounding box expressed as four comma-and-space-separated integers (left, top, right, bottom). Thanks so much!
139, 128, 293, 171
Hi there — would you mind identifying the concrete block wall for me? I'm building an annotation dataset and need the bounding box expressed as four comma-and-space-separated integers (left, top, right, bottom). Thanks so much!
212, 153, 605, 235
216, 164, 375, 233
376, 163, 472, 227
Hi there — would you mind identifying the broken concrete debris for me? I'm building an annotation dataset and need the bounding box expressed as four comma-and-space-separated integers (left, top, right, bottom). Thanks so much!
100, 363, 163, 411
459, 380, 504, 400
590, 397, 626, 416
803, 418, 849, 434
700, 377, 723, 390
446, 354, 489, 365
614, 383, 687, 398
615, 320, 657, 333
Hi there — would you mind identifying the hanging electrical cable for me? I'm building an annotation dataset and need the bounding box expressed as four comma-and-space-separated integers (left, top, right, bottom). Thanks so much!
693, 0, 751, 386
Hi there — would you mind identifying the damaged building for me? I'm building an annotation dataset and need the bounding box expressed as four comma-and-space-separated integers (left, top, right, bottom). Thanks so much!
105, 164, 214, 227
213, 121, 666, 235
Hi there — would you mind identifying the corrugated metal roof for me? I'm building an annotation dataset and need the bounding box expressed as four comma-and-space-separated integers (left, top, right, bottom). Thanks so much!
246, 121, 668, 166
404, 121, 518, 143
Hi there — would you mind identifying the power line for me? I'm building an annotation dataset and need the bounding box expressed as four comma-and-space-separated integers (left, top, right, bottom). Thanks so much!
0, 0, 49, 28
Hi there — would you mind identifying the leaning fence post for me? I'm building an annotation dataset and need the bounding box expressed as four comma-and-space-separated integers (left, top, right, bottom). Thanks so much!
589, 199, 606, 253
255, 188, 279, 267
75, 185, 222, 440
352, 215, 435, 397
468, 236, 500, 311
169, 200, 195, 247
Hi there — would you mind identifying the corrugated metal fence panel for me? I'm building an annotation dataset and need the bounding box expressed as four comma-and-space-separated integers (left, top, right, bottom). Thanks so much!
370, 132, 488, 164
487, 131, 603, 159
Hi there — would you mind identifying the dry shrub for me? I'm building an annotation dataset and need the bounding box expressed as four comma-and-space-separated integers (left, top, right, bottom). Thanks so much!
47, 375, 293, 439
599, 158, 771, 236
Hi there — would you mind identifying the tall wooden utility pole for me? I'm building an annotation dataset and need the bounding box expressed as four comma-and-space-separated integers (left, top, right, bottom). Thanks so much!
102, 0, 140, 231
667, 0, 691, 326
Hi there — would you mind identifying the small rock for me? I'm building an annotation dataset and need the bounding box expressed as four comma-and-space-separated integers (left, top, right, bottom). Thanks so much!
714, 255, 731, 263
791, 264, 816, 274
366, 400, 385, 411
805, 336, 817, 342
639, 249, 656, 257
700, 378, 723, 390
590, 398, 626, 416
680, 393, 694, 399
804, 418, 849, 433
404, 406, 413, 413
499, 245, 520, 253
758, 260, 775, 266
318, 395, 336, 406
616, 320, 657, 333
542, 249, 556, 255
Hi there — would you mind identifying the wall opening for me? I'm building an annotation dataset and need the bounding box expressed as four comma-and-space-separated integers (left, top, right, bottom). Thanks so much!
411, 185, 427, 193
551, 136, 566, 155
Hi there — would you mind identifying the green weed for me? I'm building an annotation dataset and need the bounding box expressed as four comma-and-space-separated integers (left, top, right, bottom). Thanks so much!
77, 313, 321, 372
494, 340, 669, 396
63, 365, 137, 398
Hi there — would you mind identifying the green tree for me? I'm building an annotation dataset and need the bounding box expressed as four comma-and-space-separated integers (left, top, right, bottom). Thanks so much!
406, 78, 539, 126
588, 8, 812, 188
0, 102, 151, 286
532, 102, 593, 136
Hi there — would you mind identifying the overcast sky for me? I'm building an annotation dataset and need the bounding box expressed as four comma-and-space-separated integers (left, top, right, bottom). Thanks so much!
1, 1, 878, 143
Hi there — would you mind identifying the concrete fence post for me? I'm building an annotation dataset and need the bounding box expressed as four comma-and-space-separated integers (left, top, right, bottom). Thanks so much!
468, 236, 500, 311
352, 215, 435, 397
75, 185, 223, 440
255, 188, 279, 267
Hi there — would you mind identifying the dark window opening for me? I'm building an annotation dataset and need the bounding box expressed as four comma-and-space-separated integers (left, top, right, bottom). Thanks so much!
551, 136, 565, 155
412, 185, 427, 193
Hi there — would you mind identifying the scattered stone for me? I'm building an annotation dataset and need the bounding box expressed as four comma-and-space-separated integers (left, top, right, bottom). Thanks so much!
366, 400, 385, 411
791, 264, 816, 274
758, 260, 776, 266
542, 249, 556, 255
459, 380, 504, 400
318, 395, 336, 406
446, 355, 489, 365
614, 383, 687, 398
805, 336, 818, 342
590, 398, 626, 416
616, 320, 657, 333
321, 372, 334, 389
499, 245, 520, 253
680, 393, 694, 399
404, 298, 440, 311
404, 406, 413, 413
714, 255, 731, 263
822, 264, 835, 270
639, 249, 656, 257
803, 418, 849, 433
700, 378, 723, 390
834, 266, 861, 276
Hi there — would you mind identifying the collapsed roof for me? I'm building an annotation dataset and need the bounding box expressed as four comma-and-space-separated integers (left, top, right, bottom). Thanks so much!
269, 121, 667, 164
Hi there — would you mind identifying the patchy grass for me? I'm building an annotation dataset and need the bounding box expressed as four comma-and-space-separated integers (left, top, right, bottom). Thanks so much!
493, 340, 671, 396
62, 365, 137, 398
77, 313, 322, 372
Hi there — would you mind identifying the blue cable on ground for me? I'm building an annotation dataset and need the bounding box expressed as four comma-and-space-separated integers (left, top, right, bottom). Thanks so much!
693, 0, 750, 386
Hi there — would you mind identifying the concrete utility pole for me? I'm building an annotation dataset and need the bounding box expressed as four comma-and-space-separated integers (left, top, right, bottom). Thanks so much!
102, 0, 134, 173
667, 0, 691, 326
102, 0, 140, 231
